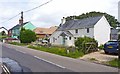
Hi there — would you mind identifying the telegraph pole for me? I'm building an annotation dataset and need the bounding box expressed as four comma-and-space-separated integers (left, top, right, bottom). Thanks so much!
21, 11, 23, 24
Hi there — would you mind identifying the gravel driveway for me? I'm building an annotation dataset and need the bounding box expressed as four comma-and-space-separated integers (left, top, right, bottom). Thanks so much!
80, 50, 118, 62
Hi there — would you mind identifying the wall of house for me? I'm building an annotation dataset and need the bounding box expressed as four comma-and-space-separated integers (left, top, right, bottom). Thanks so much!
49, 31, 63, 45
65, 36, 75, 46
94, 16, 111, 45
11, 27, 20, 39
69, 28, 94, 38
0, 28, 8, 35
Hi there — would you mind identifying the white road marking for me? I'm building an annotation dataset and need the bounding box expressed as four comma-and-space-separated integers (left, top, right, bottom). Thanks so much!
34, 56, 66, 69
15, 49, 26, 54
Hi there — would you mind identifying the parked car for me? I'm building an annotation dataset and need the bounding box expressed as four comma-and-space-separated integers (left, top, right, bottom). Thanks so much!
104, 40, 118, 54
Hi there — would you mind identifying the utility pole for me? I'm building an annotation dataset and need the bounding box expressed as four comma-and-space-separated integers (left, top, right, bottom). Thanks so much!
21, 11, 23, 24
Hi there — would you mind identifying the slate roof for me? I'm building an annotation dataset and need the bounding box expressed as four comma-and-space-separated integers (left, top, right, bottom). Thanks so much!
9, 22, 29, 30
60, 31, 73, 37
111, 28, 119, 34
0, 27, 8, 31
57, 16, 103, 31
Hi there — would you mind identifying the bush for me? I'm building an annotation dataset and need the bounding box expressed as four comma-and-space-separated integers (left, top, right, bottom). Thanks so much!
75, 36, 98, 53
98, 44, 104, 50
20, 28, 36, 43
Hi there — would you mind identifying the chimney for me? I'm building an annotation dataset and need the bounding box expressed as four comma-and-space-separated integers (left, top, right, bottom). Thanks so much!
19, 11, 23, 25
19, 19, 23, 25
61, 17, 66, 25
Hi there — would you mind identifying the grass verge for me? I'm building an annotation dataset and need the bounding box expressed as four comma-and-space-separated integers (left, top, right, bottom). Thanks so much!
107, 58, 120, 68
28, 45, 84, 58
9, 42, 28, 46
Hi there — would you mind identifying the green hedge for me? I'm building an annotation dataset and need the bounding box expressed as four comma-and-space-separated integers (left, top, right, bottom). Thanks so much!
75, 36, 98, 53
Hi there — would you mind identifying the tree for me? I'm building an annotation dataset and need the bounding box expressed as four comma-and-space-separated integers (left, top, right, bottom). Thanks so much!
66, 11, 118, 28
20, 28, 36, 43
1, 31, 6, 36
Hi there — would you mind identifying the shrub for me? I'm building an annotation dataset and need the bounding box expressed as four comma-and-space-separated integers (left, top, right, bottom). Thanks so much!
75, 36, 98, 53
20, 28, 36, 43
98, 44, 104, 50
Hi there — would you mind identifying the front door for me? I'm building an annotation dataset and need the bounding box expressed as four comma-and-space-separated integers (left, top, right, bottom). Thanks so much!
62, 36, 65, 45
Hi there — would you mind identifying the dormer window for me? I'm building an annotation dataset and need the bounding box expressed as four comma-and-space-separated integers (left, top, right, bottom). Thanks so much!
75, 29, 78, 34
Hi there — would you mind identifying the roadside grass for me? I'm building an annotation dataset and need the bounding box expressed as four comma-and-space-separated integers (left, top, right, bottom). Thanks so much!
107, 58, 120, 68
89, 58, 98, 61
28, 45, 84, 58
9, 42, 28, 46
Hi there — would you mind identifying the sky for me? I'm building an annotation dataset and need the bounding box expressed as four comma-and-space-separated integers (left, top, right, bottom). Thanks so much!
0, 0, 119, 29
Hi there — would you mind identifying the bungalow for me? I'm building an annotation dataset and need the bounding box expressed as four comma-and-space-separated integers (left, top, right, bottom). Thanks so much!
8, 21, 36, 39
49, 16, 111, 46
34, 26, 58, 39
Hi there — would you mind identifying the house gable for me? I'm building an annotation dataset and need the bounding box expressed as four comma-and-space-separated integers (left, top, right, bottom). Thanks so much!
23, 22, 36, 31
94, 16, 111, 45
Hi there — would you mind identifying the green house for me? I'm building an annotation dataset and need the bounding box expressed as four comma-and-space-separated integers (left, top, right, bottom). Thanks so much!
9, 22, 36, 39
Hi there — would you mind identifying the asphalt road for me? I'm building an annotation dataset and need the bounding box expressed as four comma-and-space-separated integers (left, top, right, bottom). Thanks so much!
2, 44, 71, 72
1, 43, 119, 73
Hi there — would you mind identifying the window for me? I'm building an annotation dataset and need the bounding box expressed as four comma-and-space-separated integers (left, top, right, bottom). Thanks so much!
87, 28, 89, 33
74, 37, 77, 40
53, 37, 55, 42
69, 37, 71, 40
75, 29, 78, 34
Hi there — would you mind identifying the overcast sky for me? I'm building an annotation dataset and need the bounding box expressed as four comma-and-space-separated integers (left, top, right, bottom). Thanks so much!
0, 0, 119, 29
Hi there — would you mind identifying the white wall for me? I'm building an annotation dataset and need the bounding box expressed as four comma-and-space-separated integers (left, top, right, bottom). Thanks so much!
94, 16, 111, 46
0, 28, 8, 34
69, 28, 94, 38
49, 31, 63, 45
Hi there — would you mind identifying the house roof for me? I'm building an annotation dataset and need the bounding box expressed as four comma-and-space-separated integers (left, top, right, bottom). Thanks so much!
34, 26, 58, 35
60, 31, 73, 37
111, 28, 119, 34
0, 27, 8, 31
57, 16, 103, 31
9, 22, 29, 30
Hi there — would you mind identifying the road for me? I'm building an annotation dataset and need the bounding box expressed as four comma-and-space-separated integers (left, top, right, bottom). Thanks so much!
2, 44, 71, 72
1, 43, 119, 73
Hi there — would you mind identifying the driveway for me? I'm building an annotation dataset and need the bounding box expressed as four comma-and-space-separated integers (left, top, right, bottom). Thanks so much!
80, 50, 118, 63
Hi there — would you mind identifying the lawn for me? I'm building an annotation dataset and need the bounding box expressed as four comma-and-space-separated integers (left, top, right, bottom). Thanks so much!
28, 45, 84, 58
107, 58, 120, 68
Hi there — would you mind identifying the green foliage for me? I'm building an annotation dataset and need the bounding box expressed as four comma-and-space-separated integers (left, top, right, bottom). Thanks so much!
98, 44, 104, 50
9, 42, 28, 46
75, 36, 98, 53
28, 45, 84, 58
107, 59, 120, 68
66, 11, 118, 28
20, 28, 36, 43
1, 31, 6, 36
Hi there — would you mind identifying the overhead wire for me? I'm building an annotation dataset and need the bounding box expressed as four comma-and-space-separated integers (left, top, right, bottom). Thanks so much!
0, 0, 53, 24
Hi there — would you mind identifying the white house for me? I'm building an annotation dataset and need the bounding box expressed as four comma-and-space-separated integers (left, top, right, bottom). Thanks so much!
49, 16, 111, 46
0, 27, 8, 35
